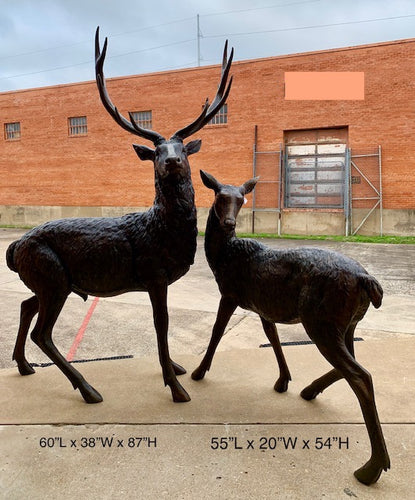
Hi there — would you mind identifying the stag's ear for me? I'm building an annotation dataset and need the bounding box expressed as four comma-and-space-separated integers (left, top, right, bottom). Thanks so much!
185, 139, 202, 156
133, 144, 155, 161
200, 170, 221, 192
241, 176, 260, 195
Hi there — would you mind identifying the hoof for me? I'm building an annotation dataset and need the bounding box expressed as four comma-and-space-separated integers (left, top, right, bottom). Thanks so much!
172, 385, 191, 403
79, 383, 103, 404
353, 458, 390, 485
17, 361, 36, 376
300, 385, 319, 401
191, 366, 206, 381
171, 360, 186, 376
274, 378, 289, 393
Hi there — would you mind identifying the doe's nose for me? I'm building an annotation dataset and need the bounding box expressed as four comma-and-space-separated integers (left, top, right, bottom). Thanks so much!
224, 218, 236, 229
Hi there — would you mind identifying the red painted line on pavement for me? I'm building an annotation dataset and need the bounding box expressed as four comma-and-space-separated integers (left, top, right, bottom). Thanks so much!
66, 296, 100, 362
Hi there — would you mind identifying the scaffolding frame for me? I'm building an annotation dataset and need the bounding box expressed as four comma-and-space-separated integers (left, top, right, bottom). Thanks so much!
252, 144, 283, 234
348, 146, 383, 236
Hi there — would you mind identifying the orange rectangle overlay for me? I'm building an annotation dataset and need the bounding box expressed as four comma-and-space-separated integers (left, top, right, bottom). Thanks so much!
285, 72, 364, 100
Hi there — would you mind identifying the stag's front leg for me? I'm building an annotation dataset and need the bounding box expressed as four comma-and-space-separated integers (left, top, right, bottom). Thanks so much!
170, 359, 187, 375
148, 281, 190, 402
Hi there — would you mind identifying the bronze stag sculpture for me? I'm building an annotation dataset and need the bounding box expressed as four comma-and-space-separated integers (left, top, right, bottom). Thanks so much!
6, 29, 233, 404
192, 170, 390, 485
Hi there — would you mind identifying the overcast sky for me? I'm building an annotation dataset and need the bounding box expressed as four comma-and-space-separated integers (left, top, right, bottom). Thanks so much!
1, 0, 414, 92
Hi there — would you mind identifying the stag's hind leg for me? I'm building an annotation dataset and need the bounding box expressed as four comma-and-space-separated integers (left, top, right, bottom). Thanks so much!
12, 295, 39, 375
305, 324, 390, 485
260, 317, 291, 392
301, 322, 356, 400
31, 292, 103, 404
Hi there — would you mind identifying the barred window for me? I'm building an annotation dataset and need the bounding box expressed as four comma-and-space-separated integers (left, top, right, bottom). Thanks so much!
68, 116, 87, 136
4, 122, 21, 140
208, 104, 228, 125
131, 110, 152, 129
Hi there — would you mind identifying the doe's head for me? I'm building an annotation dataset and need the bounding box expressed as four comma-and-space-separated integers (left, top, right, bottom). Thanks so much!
200, 170, 259, 232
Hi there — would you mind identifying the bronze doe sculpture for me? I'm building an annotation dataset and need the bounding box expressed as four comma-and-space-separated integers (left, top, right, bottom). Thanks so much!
6, 29, 233, 404
192, 171, 390, 485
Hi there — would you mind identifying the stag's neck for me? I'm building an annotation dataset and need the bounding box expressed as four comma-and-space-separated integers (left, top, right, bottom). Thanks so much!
205, 207, 235, 269
154, 175, 196, 224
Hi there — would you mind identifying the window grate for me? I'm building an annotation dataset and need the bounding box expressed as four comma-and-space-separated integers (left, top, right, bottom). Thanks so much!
208, 103, 228, 125
68, 116, 87, 136
4, 122, 21, 140
131, 110, 152, 130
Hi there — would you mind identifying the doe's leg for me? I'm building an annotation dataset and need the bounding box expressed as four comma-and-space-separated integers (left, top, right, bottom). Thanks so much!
192, 296, 237, 381
260, 317, 291, 392
306, 324, 390, 485
301, 322, 356, 400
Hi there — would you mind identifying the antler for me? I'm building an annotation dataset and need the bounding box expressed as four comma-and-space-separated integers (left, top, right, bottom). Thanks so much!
95, 27, 165, 145
171, 40, 234, 141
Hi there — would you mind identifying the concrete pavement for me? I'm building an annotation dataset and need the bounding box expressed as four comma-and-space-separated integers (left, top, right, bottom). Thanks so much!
1, 228, 414, 499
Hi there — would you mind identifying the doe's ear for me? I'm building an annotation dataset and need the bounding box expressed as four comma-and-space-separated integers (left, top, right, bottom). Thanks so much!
185, 139, 202, 156
200, 170, 221, 192
133, 144, 155, 161
241, 176, 260, 195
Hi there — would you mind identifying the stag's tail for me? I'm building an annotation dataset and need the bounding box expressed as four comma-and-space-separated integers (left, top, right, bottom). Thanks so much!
6, 240, 18, 273
359, 274, 383, 309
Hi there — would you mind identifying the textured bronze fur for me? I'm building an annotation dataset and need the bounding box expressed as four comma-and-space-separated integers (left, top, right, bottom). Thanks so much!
192, 170, 390, 484
6, 30, 233, 404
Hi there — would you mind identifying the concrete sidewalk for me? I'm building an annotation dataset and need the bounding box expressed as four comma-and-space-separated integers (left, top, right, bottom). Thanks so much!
1, 340, 414, 499
1, 229, 414, 499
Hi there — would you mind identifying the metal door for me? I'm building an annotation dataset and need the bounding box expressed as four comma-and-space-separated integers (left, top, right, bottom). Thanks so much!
285, 142, 347, 209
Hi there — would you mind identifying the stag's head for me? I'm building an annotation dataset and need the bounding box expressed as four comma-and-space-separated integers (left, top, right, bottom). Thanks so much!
131, 140, 202, 181
200, 170, 259, 233
95, 27, 233, 181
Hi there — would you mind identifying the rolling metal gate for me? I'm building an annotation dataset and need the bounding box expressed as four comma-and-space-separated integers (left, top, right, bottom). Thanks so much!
253, 142, 382, 236
284, 142, 348, 210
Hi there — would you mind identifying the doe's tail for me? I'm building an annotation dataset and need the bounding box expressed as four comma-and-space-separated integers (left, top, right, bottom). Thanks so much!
360, 274, 383, 309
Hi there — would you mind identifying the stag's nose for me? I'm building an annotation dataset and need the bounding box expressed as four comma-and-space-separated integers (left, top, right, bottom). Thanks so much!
165, 156, 182, 167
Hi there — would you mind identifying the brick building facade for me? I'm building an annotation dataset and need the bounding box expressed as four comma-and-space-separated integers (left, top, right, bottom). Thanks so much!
1, 38, 414, 235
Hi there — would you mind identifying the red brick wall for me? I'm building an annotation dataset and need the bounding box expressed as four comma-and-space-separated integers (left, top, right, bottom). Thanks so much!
1, 38, 414, 210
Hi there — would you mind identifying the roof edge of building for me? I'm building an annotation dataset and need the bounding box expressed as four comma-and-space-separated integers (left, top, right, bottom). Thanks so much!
2, 37, 414, 96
